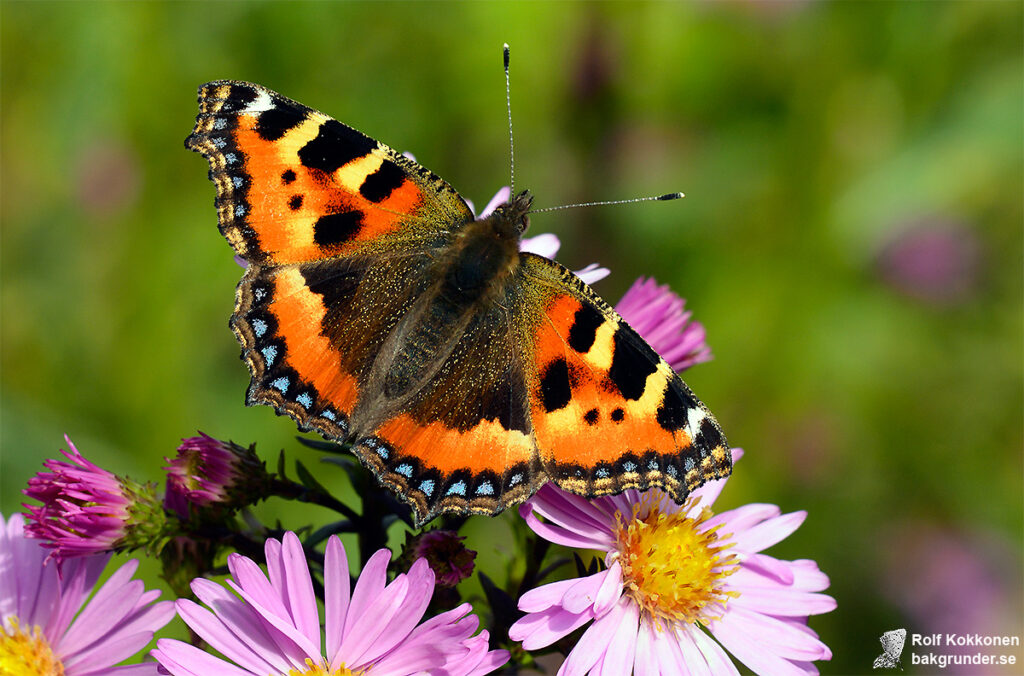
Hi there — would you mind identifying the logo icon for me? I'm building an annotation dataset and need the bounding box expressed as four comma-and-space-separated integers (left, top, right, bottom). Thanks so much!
873, 628, 907, 670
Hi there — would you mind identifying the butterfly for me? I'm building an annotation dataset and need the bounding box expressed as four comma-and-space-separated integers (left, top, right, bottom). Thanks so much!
186, 80, 731, 525
873, 629, 906, 670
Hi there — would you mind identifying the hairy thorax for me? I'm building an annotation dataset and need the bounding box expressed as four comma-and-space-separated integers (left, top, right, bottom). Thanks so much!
361, 191, 532, 420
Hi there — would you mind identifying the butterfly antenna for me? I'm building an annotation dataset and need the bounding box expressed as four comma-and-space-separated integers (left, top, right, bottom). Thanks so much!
504, 43, 515, 194
529, 192, 685, 214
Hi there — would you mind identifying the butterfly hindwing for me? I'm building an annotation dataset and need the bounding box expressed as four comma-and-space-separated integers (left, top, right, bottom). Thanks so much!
186, 80, 474, 266
232, 251, 437, 442
350, 288, 541, 523
515, 253, 731, 501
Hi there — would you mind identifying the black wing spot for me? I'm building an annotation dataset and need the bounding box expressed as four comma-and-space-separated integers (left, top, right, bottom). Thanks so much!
215, 84, 258, 113
288, 194, 303, 211
281, 169, 297, 184
584, 408, 599, 425
539, 358, 572, 412
298, 120, 376, 175
313, 211, 363, 246
607, 327, 658, 400
567, 304, 604, 354
656, 384, 694, 432
611, 407, 625, 422
359, 160, 406, 203
698, 416, 725, 449
256, 106, 306, 141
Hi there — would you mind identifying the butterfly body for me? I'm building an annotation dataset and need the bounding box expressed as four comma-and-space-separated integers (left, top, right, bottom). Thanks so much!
187, 80, 731, 525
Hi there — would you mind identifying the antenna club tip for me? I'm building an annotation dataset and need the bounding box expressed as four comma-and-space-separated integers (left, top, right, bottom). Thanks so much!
657, 192, 685, 201
503, 44, 510, 67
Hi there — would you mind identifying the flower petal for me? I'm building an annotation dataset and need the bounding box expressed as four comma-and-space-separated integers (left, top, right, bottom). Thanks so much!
324, 535, 350, 661
510, 605, 592, 650
520, 232, 560, 258
173, 597, 287, 674
562, 571, 608, 614
559, 597, 628, 676
729, 511, 807, 554
153, 638, 255, 676
596, 598, 639, 675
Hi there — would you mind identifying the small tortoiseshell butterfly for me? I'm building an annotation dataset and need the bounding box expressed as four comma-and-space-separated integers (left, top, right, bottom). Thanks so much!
186, 79, 731, 525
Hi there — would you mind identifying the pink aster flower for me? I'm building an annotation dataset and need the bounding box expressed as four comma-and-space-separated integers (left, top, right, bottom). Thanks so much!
0, 512, 174, 675
152, 531, 508, 675
23, 435, 165, 558
615, 276, 712, 372
510, 449, 836, 675
164, 432, 270, 519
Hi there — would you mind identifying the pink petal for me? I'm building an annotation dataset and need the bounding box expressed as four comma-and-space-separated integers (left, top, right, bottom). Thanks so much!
520, 232, 560, 258
559, 597, 629, 676
174, 597, 288, 674
510, 605, 592, 650
228, 576, 321, 663
593, 561, 624, 616
671, 626, 713, 676
688, 628, 741, 675
735, 553, 795, 585
339, 573, 410, 666
521, 509, 612, 551
274, 533, 321, 653
153, 638, 255, 676
710, 617, 810, 676
59, 562, 143, 656
562, 572, 607, 614
633, 616, 659, 676
575, 263, 610, 285
705, 503, 781, 536
480, 187, 512, 218
597, 598, 639, 675
189, 578, 299, 669
730, 587, 837, 617
343, 548, 391, 639
518, 578, 579, 613
324, 535, 350, 660
530, 487, 616, 538
729, 511, 807, 554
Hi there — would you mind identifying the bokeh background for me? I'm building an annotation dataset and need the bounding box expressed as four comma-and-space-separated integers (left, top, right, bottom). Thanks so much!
2, 2, 1021, 673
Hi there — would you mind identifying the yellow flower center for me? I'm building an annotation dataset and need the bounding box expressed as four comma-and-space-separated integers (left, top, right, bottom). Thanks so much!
280, 659, 358, 676
614, 496, 739, 626
0, 619, 64, 676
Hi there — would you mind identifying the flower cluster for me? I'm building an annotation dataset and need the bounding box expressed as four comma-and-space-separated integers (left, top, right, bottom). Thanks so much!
0, 512, 174, 675
7, 188, 835, 674
512, 450, 835, 675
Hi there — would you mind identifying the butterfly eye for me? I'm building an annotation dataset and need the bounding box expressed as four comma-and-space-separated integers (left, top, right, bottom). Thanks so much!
517, 214, 530, 234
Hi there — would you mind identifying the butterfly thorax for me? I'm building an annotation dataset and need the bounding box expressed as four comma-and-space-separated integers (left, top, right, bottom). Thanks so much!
442, 189, 532, 301
354, 190, 533, 427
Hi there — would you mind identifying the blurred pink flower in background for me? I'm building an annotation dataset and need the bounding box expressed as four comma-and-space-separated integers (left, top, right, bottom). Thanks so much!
881, 522, 1023, 674
876, 217, 982, 306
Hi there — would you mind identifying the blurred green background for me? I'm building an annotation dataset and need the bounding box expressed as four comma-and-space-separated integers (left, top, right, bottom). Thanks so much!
2, 2, 1021, 673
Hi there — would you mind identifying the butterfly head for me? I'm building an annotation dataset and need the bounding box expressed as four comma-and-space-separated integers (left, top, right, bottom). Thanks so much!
485, 189, 534, 239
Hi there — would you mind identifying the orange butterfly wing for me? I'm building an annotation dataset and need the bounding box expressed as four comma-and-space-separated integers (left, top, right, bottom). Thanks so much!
514, 254, 731, 501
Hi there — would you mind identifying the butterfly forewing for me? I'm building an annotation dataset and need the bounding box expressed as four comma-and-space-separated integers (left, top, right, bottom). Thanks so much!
186, 80, 473, 266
